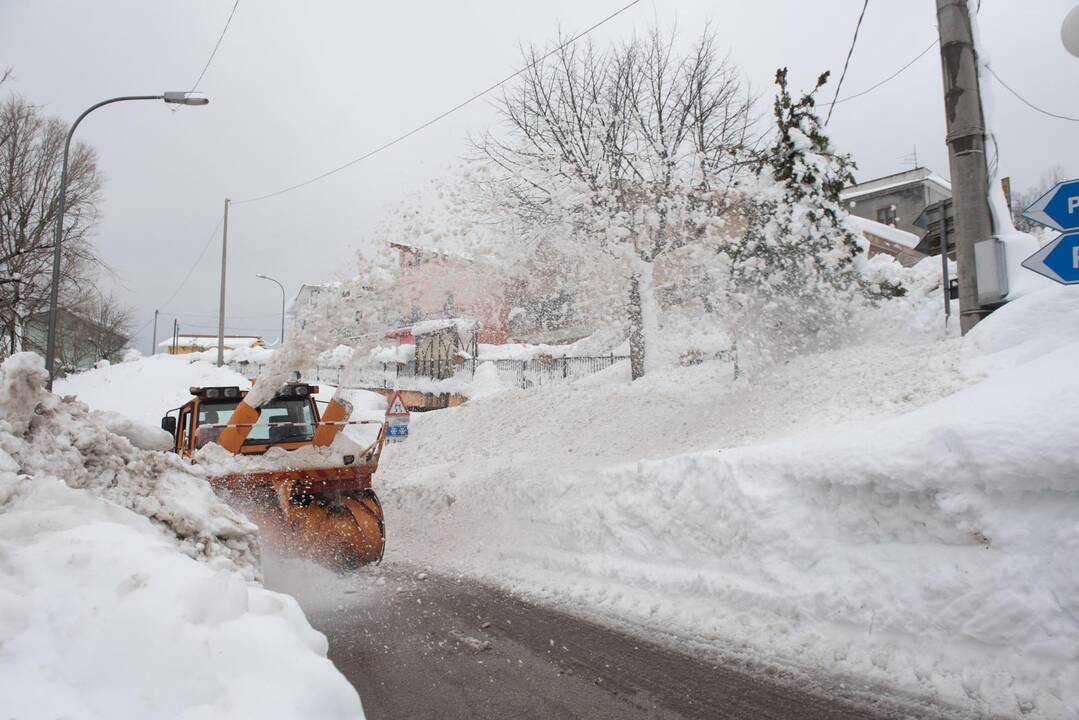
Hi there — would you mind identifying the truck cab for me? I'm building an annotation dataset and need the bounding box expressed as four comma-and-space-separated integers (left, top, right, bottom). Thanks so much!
161, 383, 322, 457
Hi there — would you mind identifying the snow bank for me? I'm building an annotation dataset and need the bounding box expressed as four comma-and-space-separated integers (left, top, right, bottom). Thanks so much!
55, 353, 251, 429
0, 353, 365, 719
378, 287, 1079, 719
194, 432, 374, 476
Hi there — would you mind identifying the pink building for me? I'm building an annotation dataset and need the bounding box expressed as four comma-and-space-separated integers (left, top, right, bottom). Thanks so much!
389, 243, 509, 345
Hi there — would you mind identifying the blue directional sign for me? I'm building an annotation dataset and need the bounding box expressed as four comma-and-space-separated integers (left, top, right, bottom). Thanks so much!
1023, 179, 1079, 232
1021, 232, 1079, 285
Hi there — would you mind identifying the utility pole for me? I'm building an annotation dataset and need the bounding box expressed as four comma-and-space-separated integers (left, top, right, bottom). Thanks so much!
217, 198, 229, 367
935, 0, 995, 334
151, 309, 159, 355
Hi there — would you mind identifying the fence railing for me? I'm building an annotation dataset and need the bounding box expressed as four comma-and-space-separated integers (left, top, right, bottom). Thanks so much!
226, 354, 631, 391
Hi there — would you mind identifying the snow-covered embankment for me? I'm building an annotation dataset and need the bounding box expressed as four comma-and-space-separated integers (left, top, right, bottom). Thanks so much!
0, 354, 364, 719
378, 286, 1079, 719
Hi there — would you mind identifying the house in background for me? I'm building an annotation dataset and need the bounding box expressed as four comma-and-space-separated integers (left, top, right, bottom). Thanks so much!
158, 334, 264, 355
842, 167, 952, 238
847, 215, 927, 268
390, 242, 508, 345
21, 308, 129, 372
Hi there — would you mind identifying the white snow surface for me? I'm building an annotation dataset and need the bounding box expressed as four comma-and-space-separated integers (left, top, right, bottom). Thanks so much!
377, 286, 1079, 719
55, 352, 252, 429
1, 353, 365, 719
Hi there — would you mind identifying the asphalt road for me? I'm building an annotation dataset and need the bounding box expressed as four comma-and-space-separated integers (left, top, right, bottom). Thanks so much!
268, 563, 961, 720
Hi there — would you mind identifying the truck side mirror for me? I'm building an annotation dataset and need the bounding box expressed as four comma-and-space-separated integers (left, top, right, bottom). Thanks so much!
161, 416, 177, 435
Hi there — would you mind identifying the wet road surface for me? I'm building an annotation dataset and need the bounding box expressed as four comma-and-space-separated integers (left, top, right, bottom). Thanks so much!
277, 564, 961, 720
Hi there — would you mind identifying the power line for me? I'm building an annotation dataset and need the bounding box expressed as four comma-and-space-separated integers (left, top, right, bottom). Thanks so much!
135, 5, 240, 336
190, 0, 241, 93
825, 0, 869, 125
232, 0, 644, 205
160, 310, 282, 320
982, 64, 1079, 123
133, 216, 223, 337
833, 38, 937, 105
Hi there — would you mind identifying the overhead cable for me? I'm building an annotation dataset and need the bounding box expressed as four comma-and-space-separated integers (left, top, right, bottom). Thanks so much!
983, 64, 1079, 123
232, 0, 644, 205
833, 38, 937, 105
825, 0, 870, 125
190, 0, 241, 93
133, 216, 223, 337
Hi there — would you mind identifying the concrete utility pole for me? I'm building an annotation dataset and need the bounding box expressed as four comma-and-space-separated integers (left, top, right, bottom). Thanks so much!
151, 309, 159, 355
935, 0, 996, 334
217, 198, 230, 367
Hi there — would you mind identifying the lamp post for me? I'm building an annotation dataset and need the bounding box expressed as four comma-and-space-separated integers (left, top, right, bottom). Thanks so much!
44, 92, 209, 389
255, 273, 286, 346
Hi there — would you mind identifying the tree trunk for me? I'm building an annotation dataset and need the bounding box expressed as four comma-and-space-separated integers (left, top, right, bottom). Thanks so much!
626, 257, 659, 381
627, 272, 646, 380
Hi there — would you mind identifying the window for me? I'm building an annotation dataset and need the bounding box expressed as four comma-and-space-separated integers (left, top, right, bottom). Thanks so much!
179, 408, 193, 451
876, 206, 897, 226
194, 401, 238, 449
244, 398, 315, 445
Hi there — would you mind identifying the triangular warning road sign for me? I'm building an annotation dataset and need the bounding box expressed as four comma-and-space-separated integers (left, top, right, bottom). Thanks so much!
386, 391, 410, 417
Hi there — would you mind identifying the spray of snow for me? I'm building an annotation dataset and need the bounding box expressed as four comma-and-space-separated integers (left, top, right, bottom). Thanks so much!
376, 286, 1079, 719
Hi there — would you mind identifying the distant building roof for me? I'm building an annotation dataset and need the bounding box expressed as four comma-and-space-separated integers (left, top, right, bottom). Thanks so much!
158, 334, 262, 348
841, 167, 952, 202
848, 215, 920, 249
390, 241, 474, 263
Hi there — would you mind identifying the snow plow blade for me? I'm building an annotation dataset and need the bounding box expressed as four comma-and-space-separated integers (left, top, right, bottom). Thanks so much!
212, 465, 385, 570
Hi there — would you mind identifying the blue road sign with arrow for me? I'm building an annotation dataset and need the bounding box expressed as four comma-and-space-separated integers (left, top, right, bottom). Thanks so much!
1021, 232, 1079, 285
1023, 179, 1079, 232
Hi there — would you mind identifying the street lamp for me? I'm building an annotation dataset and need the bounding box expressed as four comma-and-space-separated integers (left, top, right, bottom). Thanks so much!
255, 273, 286, 346
44, 92, 209, 389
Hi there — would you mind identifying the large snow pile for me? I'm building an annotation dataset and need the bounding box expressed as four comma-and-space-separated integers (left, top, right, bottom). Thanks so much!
0, 353, 365, 719
378, 286, 1079, 719
55, 352, 252, 429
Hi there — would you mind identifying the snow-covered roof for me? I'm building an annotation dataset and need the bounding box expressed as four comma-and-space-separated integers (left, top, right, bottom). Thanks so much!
158, 335, 263, 349
848, 215, 921, 250
409, 318, 480, 336
841, 167, 952, 202
369, 343, 416, 364
286, 281, 344, 316
390, 241, 475, 263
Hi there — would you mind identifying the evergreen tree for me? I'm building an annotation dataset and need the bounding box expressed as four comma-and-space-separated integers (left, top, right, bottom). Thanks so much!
726, 68, 863, 355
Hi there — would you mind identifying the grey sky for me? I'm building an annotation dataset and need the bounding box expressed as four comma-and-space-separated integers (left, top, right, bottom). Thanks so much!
2, 0, 1077, 353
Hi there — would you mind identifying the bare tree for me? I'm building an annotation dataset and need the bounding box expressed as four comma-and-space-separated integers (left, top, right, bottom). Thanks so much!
83, 291, 133, 363
1011, 166, 1067, 234
480, 27, 759, 378
0, 94, 103, 356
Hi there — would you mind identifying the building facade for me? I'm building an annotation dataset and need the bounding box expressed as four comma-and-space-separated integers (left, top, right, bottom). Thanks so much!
841, 167, 952, 238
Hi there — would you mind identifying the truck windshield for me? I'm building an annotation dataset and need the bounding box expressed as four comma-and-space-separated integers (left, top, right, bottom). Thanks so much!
194, 401, 239, 449
244, 397, 316, 445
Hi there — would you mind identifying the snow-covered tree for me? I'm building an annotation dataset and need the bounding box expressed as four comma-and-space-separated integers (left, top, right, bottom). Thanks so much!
723, 68, 862, 359
480, 28, 759, 378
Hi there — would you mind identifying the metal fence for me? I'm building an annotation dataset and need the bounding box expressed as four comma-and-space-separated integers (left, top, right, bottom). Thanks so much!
227, 354, 630, 391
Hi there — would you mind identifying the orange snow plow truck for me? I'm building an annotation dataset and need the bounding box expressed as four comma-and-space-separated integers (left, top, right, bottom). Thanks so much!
161, 383, 385, 570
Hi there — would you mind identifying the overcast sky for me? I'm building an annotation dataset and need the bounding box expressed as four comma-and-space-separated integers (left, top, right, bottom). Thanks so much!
3, 0, 1077, 353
